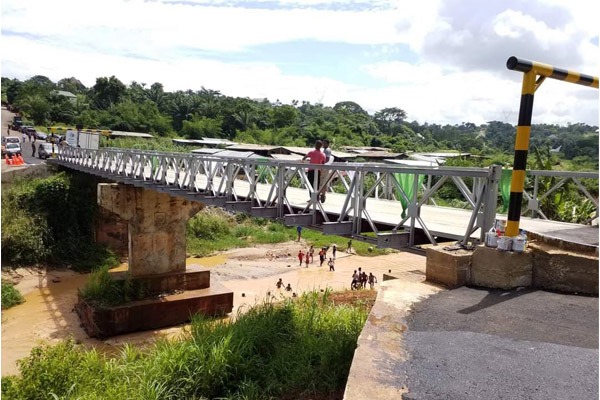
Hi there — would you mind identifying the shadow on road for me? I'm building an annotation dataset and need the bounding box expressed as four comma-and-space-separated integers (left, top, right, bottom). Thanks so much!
457, 287, 536, 314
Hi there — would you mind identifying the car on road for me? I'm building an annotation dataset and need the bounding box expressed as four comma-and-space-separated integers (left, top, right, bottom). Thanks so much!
2, 136, 21, 145
2, 142, 22, 158
35, 131, 48, 141
37, 142, 55, 159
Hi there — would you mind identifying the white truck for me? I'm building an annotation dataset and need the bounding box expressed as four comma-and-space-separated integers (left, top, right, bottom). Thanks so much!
65, 129, 100, 150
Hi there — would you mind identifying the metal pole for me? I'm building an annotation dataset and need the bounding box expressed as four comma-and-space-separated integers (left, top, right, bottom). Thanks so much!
505, 56, 598, 236
505, 70, 536, 237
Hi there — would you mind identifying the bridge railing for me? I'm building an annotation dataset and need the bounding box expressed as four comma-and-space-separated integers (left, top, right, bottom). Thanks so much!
54, 147, 597, 246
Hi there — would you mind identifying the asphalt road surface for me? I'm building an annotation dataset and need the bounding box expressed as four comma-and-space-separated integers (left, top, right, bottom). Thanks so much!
399, 287, 598, 400
2, 107, 45, 166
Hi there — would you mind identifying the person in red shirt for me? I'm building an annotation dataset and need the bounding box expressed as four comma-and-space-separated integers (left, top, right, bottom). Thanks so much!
302, 140, 326, 200
298, 250, 304, 266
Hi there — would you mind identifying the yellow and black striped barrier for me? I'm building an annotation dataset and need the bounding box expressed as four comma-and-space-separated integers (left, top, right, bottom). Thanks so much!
504, 56, 598, 237
47, 127, 112, 136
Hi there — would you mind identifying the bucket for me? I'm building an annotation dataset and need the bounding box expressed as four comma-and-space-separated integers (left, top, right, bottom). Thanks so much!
497, 236, 513, 252
494, 219, 507, 234
485, 232, 498, 248
512, 237, 526, 253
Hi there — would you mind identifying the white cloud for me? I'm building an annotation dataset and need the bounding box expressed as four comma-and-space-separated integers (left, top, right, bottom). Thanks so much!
1, 0, 597, 126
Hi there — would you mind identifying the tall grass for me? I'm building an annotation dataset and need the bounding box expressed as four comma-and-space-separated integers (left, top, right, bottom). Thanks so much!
187, 207, 391, 257
79, 264, 147, 308
1, 281, 24, 309
2, 291, 369, 400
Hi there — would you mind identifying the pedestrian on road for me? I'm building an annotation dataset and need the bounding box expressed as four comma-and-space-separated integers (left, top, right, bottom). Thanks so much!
328, 258, 335, 271
368, 273, 378, 289
305, 251, 310, 268
31, 141, 36, 158
332, 244, 337, 259
22, 132, 27, 143
346, 239, 353, 253
6, 126, 10, 136
319, 248, 325, 267
298, 250, 304, 266
296, 225, 303, 242
309, 245, 315, 263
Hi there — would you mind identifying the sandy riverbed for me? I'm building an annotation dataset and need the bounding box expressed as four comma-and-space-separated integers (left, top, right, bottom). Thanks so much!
1, 240, 429, 376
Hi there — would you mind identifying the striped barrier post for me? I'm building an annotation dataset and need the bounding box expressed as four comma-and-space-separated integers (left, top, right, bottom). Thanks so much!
505, 56, 599, 237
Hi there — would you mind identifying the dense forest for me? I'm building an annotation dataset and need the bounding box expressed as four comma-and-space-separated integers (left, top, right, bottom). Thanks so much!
1, 75, 598, 170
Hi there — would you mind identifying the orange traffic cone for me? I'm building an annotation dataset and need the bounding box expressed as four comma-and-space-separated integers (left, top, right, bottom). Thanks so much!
13, 155, 20, 166
18, 154, 25, 165
5, 155, 12, 165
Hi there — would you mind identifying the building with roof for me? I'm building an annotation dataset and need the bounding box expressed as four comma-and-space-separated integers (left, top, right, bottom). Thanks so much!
110, 130, 154, 139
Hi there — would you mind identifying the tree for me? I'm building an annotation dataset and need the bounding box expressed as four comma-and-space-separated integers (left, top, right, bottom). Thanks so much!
90, 76, 126, 110
333, 101, 367, 115
374, 107, 407, 135
271, 104, 299, 128
17, 94, 50, 125
57, 77, 87, 94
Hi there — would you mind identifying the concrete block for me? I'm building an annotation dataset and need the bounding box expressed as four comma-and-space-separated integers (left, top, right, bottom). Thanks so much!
531, 245, 599, 295
470, 245, 532, 289
425, 247, 471, 288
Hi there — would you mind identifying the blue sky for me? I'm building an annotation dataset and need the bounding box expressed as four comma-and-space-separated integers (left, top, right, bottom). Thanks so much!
1, 0, 598, 126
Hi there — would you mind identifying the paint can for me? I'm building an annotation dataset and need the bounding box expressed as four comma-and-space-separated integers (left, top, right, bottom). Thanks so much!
485, 231, 498, 248
494, 219, 507, 234
512, 236, 527, 253
497, 236, 513, 252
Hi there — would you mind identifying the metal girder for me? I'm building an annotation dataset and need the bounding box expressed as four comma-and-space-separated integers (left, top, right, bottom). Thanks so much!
52, 148, 597, 248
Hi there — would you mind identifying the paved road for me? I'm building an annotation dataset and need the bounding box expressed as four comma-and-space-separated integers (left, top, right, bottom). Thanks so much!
2, 107, 45, 167
399, 287, 598, 400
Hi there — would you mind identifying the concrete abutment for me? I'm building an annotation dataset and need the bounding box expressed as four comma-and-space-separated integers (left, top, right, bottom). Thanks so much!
425, 243, 598, 295
77, 183, 234, 338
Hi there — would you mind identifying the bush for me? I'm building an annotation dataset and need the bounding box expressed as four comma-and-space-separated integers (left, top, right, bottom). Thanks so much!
1, 281, 24, 309
2, 291, 368, 399
1, 172, 116, 271
79, 264, 147, 307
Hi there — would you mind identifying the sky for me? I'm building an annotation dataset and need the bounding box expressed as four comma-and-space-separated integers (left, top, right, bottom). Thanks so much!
1, 0, 599, 126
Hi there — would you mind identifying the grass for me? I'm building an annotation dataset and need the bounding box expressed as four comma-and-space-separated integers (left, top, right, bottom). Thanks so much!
79, 266, 148, 308
1, 281, 24, 310
2, 290, 371, 400
187, 207, 394, 258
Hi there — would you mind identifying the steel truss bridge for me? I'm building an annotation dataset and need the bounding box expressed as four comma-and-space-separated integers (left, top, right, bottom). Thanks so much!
50, 147, 599, 249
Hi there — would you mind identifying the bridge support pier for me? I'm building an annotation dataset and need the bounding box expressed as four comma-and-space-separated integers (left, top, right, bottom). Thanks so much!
77, 183, 233, 338
98, 183, 202, 276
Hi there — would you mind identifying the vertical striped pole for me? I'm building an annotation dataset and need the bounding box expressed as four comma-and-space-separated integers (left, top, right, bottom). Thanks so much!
505, 70, 536, 237
505, 56, 598, 237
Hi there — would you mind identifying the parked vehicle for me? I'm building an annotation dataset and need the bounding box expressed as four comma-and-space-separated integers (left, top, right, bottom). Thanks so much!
2, 142, 22, 157
38, 142, 55, 159
35, 131, 48, 140
9, 115, 23, 131
2, 136, 21, 145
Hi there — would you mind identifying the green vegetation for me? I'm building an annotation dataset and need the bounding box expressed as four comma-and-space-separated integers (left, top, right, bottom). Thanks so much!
2, 291, 369, 400
2, 76, 597, 161
187, 207, 391, 257
79, 265, 145, 308
1, 281, 24, 310
1, 172, 119, 271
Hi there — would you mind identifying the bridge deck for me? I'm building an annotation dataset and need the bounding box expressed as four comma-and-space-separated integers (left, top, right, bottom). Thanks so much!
53, 159, 598, 250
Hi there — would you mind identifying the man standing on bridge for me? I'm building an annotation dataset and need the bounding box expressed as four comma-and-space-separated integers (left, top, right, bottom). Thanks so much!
302, 140, 326, 201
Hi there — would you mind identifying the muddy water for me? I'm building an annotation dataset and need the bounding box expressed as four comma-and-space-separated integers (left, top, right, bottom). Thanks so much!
1, 251, 427, 377
1, 258, 227, 377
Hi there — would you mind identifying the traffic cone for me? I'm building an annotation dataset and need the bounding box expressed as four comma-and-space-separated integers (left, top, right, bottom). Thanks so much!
18, 154, 25, 165
13, 155, 20, 166
5, 155, 11, 165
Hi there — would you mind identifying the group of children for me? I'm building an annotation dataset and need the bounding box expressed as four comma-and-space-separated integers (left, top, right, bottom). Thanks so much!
351, 268, 377, 290
297, 244, 336, 271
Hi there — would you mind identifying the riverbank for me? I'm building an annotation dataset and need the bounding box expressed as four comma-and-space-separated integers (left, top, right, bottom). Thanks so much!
1, 241, 428, 376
